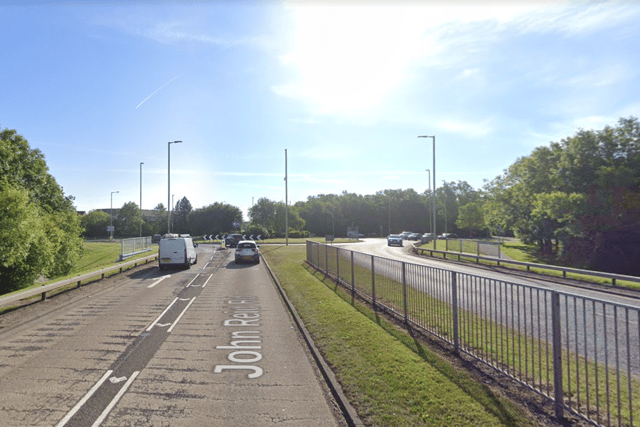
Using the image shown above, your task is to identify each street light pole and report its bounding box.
[425,169,431,233]
[284,149,288,246]
[140,162,144,237]
[110,190,119,240]
[168,140,182,235]
[172,194,175,233]
[418,135,436,248]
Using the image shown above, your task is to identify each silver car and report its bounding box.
[387,234,403,247]
[235,240,260,264]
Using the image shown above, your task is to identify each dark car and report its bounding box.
[151,234,162,244]
[224,233,243,248]
[408,233,421,240]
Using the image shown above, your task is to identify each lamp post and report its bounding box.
[284,149,288,246]
[110,190,119,240]
[425,169,431,233]
[140,162,144,237]
[172,194,175,233]
[418,135,436,248]
[168,140,182,234]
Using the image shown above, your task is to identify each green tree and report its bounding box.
[0,127,83,292]
[115,202,143,237]
[173,197,193,234]
[81,210,111,238]
[456,201,487,237]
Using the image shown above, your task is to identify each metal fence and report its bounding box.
[120,236,152,260]
[307,241,640,427]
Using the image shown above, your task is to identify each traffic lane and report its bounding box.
[341,239,640,308]
[0,247,215,427]
[99,248,341,426]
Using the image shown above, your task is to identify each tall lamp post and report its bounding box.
[172,194,175,233]
[284,149,288,246]
[418,135,436,248]
[139,162,144,237]
[110,190,119,240]
[168,140,182,234]
[425,169,431,233]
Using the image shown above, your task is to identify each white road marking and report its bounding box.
[185,274,199,287]
[147,275,170,288]
[92,371,140,427]
[55,370,113,427]
[202,274,213,288]
[167,297,196,333]
[109,376,127,384]
[146,298,178,332]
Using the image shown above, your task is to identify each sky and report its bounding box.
[2,0,640,221]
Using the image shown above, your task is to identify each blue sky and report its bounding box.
[2,1,639,220]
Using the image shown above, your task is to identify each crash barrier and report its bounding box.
[0,254,158,309]
[414,244,640,288]
[307,241,640,427]
[120,236,153,261]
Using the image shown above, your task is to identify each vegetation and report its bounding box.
[263,244,533,426]
[0,126,83,292]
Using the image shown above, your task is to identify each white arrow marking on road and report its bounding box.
[156,323,171,328]
[109,376,127,384]
[178,298,192,301]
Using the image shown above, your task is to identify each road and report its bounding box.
[0,245,343,427]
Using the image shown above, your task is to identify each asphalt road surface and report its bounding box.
[0,245,343,427]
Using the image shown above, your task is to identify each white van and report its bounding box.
[158,234,197,269]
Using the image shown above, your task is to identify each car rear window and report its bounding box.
[238,243,256,249]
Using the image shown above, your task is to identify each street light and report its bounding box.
[168,140,182,235]
[425,169,431,233]
[110,190,119,240]
[172,194,175,233]
[418,135,436,248]
[140,162,144,237]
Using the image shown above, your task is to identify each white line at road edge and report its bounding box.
[146,297,178,332]
[92,371,140,427]
[167,297,196,333]
[202,274,213,288]
[55,370,113,427]
[147,275,170,288]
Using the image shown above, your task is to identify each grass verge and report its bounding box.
[262,244,535,426]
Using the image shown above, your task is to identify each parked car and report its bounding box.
[408,233,421,240]
[400,231,412,240]
[420,233,435,243]
[438,233,458,239]
[235,240,260,264]
[387,234,403,247]
[151,234,162,244]
[224,233,243,248]
[158,234,197,269]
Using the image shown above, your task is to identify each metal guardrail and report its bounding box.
[414,245,640,287]
[307,241,640,427]
[0,254,158,309]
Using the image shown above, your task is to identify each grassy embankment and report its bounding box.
[262,244,535,427]
[0,241,157,306]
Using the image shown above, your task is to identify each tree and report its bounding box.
[173,197,193,234]
[0,126,83,292]
[188,202,242,236]
[115,202,143,237]
[456,201,487,237]
[81,210,111,238]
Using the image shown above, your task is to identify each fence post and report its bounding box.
[351,251,355,304]
[402,262,408,323]
[451,271,459,353]
[317,242,321,271]
[551,291,564,421]
[325,245,329,275]
[336,247,340,284]
[371,256,376,311]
